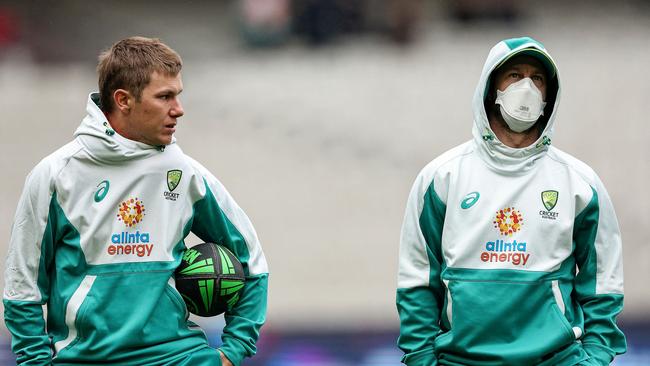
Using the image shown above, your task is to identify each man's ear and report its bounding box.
[113,89,133,114]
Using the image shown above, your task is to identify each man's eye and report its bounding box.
[509,73,521,79]
[532,75,543,81]
[159,95,170,100]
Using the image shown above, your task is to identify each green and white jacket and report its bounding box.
[396,37,626,366]
[3,93,269,366]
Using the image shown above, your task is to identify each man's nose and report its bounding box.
[171,99,184,118]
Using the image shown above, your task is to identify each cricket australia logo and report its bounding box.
[540,190,559,220]
[164,169,182,201]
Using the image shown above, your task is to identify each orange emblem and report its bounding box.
[493,207,523,236]
[117,198,145,227]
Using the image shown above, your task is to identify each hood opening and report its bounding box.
[482,60,559,137]
[536,75,559,134]
[471,36,563,173]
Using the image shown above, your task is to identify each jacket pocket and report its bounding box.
[435,278,576,366]
[165,278,189,319]
[53,275,97,357]
[54,271,202,363]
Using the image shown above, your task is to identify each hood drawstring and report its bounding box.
[535,135,551,148]
[483,129,551,148]
[101,120,165,151]
[103,121,115,136]
[482,129,495,142]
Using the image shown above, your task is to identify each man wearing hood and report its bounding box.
[3,37,268,366]
[396,37,626,365]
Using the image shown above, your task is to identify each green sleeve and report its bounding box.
[4,182,58,365]
[191,179,268,366]
[3,300,52,365]
[397,180,446,366]
[573,187,626,365]
[396,288,440,366]
[218,274,268,366]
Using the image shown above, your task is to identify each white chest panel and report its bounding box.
[440,157,590,272]
[56,154,194,264]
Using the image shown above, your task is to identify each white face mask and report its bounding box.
[495,78,546,133]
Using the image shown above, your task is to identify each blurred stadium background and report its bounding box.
[0,0,649,364]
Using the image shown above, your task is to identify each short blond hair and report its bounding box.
[97,37,182,112]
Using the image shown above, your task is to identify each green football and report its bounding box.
[175,243,245,317]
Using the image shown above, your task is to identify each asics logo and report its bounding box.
[94,180,110,202]
[461,191,480,209]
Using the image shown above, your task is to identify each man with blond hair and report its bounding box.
[4,36,268,366]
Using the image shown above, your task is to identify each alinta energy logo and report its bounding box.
[108,197,154,257]
[480,206,530,266]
